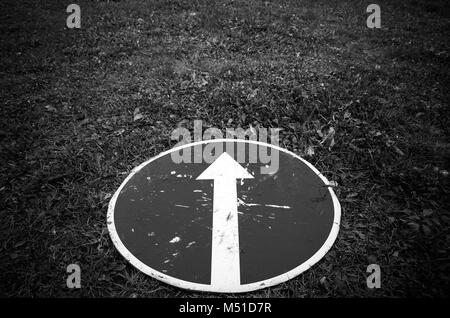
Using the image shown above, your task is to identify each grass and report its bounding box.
[0,0,449,297]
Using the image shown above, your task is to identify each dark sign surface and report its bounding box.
[107,140,340,293]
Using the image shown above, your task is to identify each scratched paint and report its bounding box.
[109,141,339,290]
[186,241,196,248]
[169,236,181,243]
[238,199,291,210]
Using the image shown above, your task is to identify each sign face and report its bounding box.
[107,139,341,293]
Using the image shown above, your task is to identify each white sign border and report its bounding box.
[107,139,341,293]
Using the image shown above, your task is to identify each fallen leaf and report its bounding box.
[133,108,144,121]
[319,127,336,148]
[114,128,125,136]
[329,180,338,187]
[45,105,56,112]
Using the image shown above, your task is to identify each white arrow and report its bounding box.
[196,152,254,288]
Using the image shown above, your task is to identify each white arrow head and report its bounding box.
[196,152,254,180]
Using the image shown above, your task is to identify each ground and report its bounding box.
[0,0,449,297]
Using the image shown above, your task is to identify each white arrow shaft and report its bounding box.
[211,177,240,288]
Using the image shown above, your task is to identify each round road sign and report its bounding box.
[107,139,341,293]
